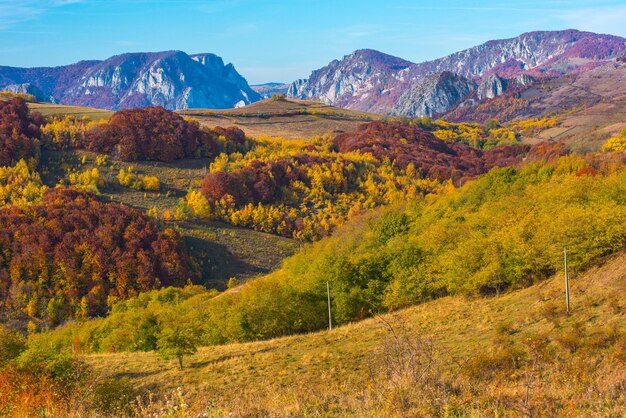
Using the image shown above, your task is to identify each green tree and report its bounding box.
[157,313,202,370]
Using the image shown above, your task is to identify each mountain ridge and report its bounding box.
[288,29,626,116]
[0,51,260,110]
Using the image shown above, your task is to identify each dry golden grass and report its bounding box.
[27,102,113,121]
[526,64,626,151]
[178,98,381,139]
[84,252,626,416]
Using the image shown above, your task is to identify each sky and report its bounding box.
[1,0,626,84]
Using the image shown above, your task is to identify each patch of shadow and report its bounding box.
[184,235,267,290]
[189,347,278,369]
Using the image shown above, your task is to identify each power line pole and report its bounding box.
[327,281,332,331]
[564,247,570,315]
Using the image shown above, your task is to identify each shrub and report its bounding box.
[117,167,160,191]
[602,135,626,152]
[68,167,104,194]
[141,175,160,191]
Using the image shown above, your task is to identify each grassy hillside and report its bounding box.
[28,102,113,121]
[533,94,626,152]
[2,97,624,417]
[81,252,626,416]
[445,62,626,152]
[179,98,381,139]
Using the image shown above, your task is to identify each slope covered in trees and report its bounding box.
[85,106,220,162]
[0,98,43,166]
[8,252,622,416]
[0,188,192,326]
[183,121,564,240]
[32,152,626,350]
[333,121,529,183]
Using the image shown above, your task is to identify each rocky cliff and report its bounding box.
[391,72,476,117]
[288,49,413,113]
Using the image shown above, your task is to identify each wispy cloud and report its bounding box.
[393,5,567,13]
[196,0,247,14]
[0,0,82,30]
[555,5,626,36]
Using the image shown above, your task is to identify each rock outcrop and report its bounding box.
[391,72,476,117]
[477,74,507,100]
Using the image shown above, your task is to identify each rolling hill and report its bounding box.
[78,252,625,416]
[179,97,381,139]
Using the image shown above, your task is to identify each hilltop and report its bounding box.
[179,97,381,139]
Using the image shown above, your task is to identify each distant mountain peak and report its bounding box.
[0,51,260,110]
[288,48,413,113]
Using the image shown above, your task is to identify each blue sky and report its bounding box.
[1,0,625,84]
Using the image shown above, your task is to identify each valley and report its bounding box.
[1,23,626,418]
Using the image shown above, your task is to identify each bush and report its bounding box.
[602,135,626,152]
[68,167,104,194]
[142,175,160,191]
[117,167,160,191]
[90,378,135,415]
[0,325,26,365]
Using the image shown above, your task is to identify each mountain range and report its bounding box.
[0,51,259,110]
[289,29,626,117]
[1,29,625,116]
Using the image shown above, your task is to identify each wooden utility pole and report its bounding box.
[327,281,332,331]
[564,247,571,315]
